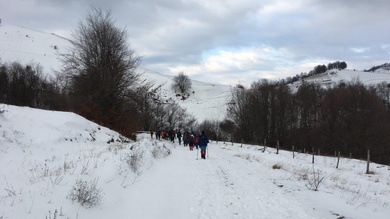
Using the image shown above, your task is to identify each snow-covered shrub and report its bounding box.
[63,158,74,173]
[4,181,17,197]
[151,143,171,159]
[234,153,251,160]
[45,209,58,219]
[80,160,91,175]
[305,166,325,191]
[151,146,162,159]
[67,178,103,207]
[127,148,144,174]
[45,208,64,219]
[108,143,126,154]
[292,167,310,181]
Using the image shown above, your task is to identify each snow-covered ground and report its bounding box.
[1,104,389,219]
[137,67,232,122]
[290,69,390,91]
[0,25,68,74]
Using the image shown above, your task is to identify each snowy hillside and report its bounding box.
[290,69,390,91]
[0,25,232,122]
[1,104,390,219]
[137,67,232,121]
[0,25,69,74]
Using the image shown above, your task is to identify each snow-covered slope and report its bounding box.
[0,25,70,73]
[0,104,172,218]
[1,104,389,219]
[0,25,232,122]
[290,69,390,91]
[137,67,232,121]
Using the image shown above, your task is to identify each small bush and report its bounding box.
[45,208,64,219]
[292,168,309,181]
[45,209,58,219]
[234,153,251,160]
[305,167,325,191]
[272,163,282,169]
[126,149,144,174]
[151,146,160,159]
[67,178,104,207]
[151,144,171,159]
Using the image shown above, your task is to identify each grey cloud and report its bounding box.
[2,0,389,84]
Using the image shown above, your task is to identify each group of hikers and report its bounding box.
[150,129,209,159]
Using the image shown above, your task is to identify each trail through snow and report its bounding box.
[98,141,322,219]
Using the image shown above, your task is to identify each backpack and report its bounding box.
[200,135,207,145]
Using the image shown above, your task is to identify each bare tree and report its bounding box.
[131,81,155,131]
[227,86,251,142]
[61,7,141,134]
[165,102,184,129]
[171,72,192,94]
[219,119,236,142]
[0,63,8,103]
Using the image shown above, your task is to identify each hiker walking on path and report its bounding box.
[177,130,182,145]
[197,131,209,159]
[189,133,195,150]
[183,131,188,147]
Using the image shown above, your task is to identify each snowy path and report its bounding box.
[115,141,322,219]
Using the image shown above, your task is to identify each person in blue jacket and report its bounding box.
[197,131,209,159]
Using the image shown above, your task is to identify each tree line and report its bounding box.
[0,62,64,110]
[285,61,347,84]
[221,79,390,165]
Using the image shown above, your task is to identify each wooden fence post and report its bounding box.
[276,140,279,154]
[292,145,295,159]
[366,149,370,174]
[312,147,315,164]
[263,138,267,152]
[336,151,340,169]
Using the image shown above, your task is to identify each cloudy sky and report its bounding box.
[1,0,390,86]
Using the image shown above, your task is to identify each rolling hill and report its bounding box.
[0,24,232,122]
[290,68,390,92]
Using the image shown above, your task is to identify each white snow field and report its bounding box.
[1,104,389,219]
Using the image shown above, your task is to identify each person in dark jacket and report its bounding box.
[177,130,182,145]
[197,131,209,159]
